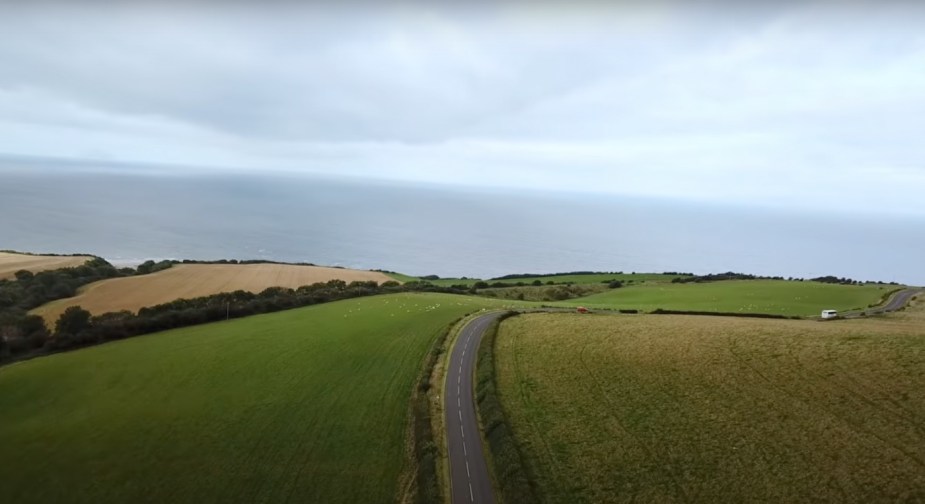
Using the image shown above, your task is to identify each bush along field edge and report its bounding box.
[474,311,541,504]
[399,314,465,504]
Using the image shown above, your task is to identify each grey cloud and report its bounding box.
[0,1,924,215]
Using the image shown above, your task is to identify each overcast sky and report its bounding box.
[2,1,924,215]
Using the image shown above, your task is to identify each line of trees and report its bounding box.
[671,272,787,283]
[0,278,473,363]
[672,272,899,285]
[0,257,167,360]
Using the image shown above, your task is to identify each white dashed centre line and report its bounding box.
[469,482,474,502]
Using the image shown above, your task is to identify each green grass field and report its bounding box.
[383,271,421,283]
[387,272,680,287]
[492,273,681,285]
[0,292,524,504]
[556,280,892,316]
[495,306,925,503]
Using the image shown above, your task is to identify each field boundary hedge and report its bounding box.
[401,316,462,504]
[650,308,800,320]
[475,311,540,504]
[870,288,906,308]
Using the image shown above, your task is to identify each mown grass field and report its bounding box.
[32,263,393,322]
[0,251,92,279]
[0,292,522,504]
[494,302,925,503]
[556,279,892,316]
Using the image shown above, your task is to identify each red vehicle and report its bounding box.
[577,306,590,314]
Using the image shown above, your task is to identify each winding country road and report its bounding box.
[870,288,922,314]
[844,288,923,318]
[445,312,499,504]
[441,290,922,502]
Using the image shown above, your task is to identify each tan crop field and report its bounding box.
[32,263,393,322]
[495,300,925,503]
[0,252,93,279]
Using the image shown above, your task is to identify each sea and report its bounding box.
[2,163,923,285]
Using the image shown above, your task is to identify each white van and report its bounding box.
[821,309,838,319]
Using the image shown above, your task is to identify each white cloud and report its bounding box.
[0,1,923,215]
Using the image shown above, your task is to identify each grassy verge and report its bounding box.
[474,311,540,504]
[400,316,462,504]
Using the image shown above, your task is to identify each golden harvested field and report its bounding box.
[495,300,925,503]
[0,252,93,279]
[32,263,393,322]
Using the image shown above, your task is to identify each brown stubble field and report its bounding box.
[0,251,93,279]
[495,298,925,503]
[31,263,394,322]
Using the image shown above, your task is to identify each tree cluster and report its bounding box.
[0,257,171,359]
[671,272,787,283]
[492,271,622,280]
[809,275,863,285]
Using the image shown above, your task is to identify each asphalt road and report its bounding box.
[445,312,500,504]
[843,288,923,318]
[873,288,922,313]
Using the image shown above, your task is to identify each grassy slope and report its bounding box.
[490,273,680,285]
[384,272,420,283]
[495,308,925,503]
[556,280,890,316]
[386,273,678,287]
[0,292,525,504]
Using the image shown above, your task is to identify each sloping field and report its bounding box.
[0,251,92,279]
[32,263,393,322]
[491,273,681,285]
[386,272,679,287]
[0,292,521,504]
[555,279,891,316]
[494,302,925,503]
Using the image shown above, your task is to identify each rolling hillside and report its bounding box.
[0,251,93,279]
[1,292,520,503]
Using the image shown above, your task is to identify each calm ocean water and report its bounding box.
[2,167,923,285]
